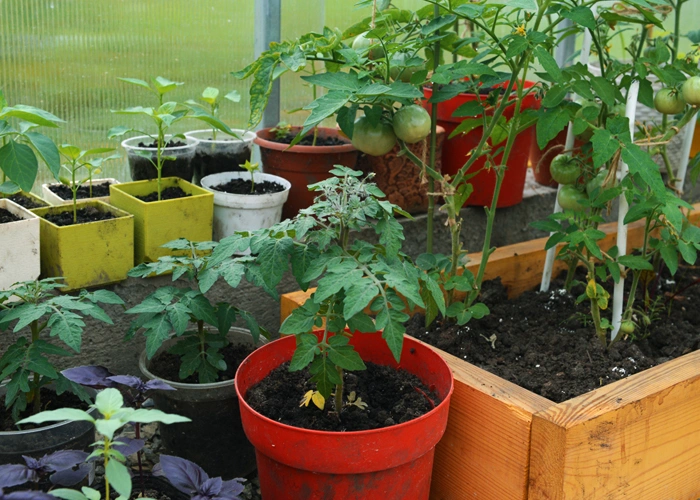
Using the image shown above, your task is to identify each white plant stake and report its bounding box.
[673,116,698,194]
[611,80,640,341]
[540,30,593,292]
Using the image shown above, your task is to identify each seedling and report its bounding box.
[240,160,260,193]
[19,387,190,500]
[0,279,123,420]
[185,87,241,141]
[57,144,119,223]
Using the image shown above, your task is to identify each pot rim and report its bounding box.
[254,127,357,154]
[184,129,256,144]
[31,200,134,228]
[200,171,292,198]
[235,333,454,437]
[121,134,199,151]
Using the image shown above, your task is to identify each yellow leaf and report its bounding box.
[585,279,597,299]
[311,391,326,410]
[299,390,313,407]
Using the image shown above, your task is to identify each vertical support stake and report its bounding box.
[255,0,281,129]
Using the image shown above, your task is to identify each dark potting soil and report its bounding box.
[211,178,286,195]
[246,361,440,432]
[0,389,89,432]
[0,208,21,224]
[192,149,250,185]
[406,266,700,403]
[7,194,46,209]
[136,187,191,203]
[268,131,348,147]
[148,343,255,383]
[43,206,116,226]
[48,182,112,200]
[138,140,187,149]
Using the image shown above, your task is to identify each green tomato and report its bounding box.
[392,105,431,144]
[681,76,700,106]
[352,32,385,60]
[620,320,636,335]
[389,53,417,83]
[586,169,609,197]
[654,88,686,115]
[557,185,588,212]
[352,116,396,156]
[550,154,581,185]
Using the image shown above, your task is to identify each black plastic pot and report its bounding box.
[139,328,262,479]
[0,388,96,465]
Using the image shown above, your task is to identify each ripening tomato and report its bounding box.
[549,154,581,185]
[392,105,431,144]
[681,76,700,106]
[352,116,396,156]
[654,88,686,115]
[558,184,588,212]
[352,32,385,60]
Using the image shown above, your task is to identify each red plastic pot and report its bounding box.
[423,82,541,207]
[255,127,358,219]
[235,332,454,499]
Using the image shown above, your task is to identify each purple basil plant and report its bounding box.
[0,451,89,490]
[0,490,56,500]
[153,455,244,500]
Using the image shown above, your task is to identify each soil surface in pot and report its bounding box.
[136,187,191,203]
[138,140,186,149]
[0,208,21,223]
[43,206,116,226]
[6,194,46,209]
[149,343,254,383]
[0,389,89,432]
[48,182,113,200]
[407,266,700,403]
[268,131,348,147]
[246,361,440,432]
[211,178,286,195]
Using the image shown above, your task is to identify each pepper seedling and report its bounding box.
[185,87,242,141]
[240,160,260,193]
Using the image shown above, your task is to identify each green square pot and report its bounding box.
[31,200,134,292]
[109,177,213,263]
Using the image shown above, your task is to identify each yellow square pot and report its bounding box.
[31,200,134,292]
[109,177,213,263]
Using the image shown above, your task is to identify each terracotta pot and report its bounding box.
[235,331,454,499]
[255,127,358,219]
[423,81,541,208]
[356,126,445,214]
[530,129,568,188]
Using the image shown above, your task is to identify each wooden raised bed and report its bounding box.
[279,203,700,500]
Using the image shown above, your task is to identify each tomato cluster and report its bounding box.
[654,76,700,115]
[352,104,431,156]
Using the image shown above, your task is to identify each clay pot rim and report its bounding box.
[254,127,357,154]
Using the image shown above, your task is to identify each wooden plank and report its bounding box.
[529,350,700,499]
[428,346,552,500]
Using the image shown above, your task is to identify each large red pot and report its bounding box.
[423,82,541,207]
[235,332,454,499]
[255,127,358,219]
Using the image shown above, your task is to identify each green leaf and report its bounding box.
[0,105,63,127]
[25,132,60,179]
[301,72,362,92]
[660,245,679,275]
[106,460,132,499]
[591,128,619,168]
[343,281,379,319]
[247,57,279,129]
[280,301,319,335]
[316,269,361,303]
[562,6,596,30]
[380,310,405,362]
[17,408,94,426]
[128,408,191,424]
[0,140,38,192]
[621,144,665,193]
[94,388,124,416]
[468,302,490,319]
[536,106,569,150]
[327,335,366,371]
[541,84,568,108]
[421,14,457,35]
[535,46,563,83]
[300,91,351,137]
[309,355,342,399]
[289,333,319,371]
[590,77,617,107]
[346,312,376,333]
[506,36,529,59]
[118,77,152,91]
[618,255,653,271]
[452,100,483,118]
[154,76,183,95]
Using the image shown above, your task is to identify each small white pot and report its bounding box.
[41,178,120,206]
[0,199,40,299]
[185,129,256,185]
[200,171,291,241]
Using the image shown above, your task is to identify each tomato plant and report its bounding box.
[549,154,581,185]
[557,185,588,212]
[681,76,700,106]
[392,105,431,144]
[352,116,396,156]
[585,169,608,197]
[352,32,385,60]
[654,88,686,115]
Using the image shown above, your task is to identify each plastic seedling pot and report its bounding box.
[184,129,256,186]
[139,327,265,479]
[235,331,454,500]
[254,127,358,219]
[41,178,120,206]
[0,199,40,298]
[200,171,291,241]
[122,135,198,182]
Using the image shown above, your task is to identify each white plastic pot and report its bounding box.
[0,199,40,298]
[41,178,120,206]
[200,171,291,241]
[184,129,256,185]
[121,135,198,182]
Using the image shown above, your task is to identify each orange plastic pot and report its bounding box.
[235,332,454,499]
[255,127,358,219]
[423,82,540,207]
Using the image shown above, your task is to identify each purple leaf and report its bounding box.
[158,455,208,495]
[49,463,90,487]
[61,366,116,388]
[144,379,176,391]
[0,465,34,489]
[21,456,41,471]
[106,374,144,390]
[217,479,245,500]
[0,490,57,500]
[42,450,88,472]
[112,437,145,456]
[199,477,222,497]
